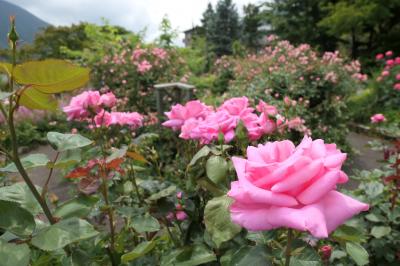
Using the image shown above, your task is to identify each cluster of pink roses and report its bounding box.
[376,50,400,91]
[228,136,369,238]
[162,97,307,144]
[63,90,143,129]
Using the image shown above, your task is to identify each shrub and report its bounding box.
[217,37,366,149]
[92,43,188,113]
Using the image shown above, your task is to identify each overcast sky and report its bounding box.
[8,0,261,45]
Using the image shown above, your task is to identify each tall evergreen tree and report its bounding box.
[242,4,263,51]
[211,0,240,56]
[201,3,216,70]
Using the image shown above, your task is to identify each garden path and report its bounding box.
[10,131,385,203]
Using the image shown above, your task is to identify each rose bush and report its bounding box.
[216,36,366,149]
[228,136,369,238]
[92,43,188,113]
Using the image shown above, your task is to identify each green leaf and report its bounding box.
[31,217,98,251]
[206,155,228,185]
[0,239,30,266]
[0,200,35,237]
[364,213,382,223]
[146,186,176,202]
[121,240,156,263]
[0,91,12,100]
[345,242,369,266]
[106,146,128,162]
[332,224,365,243]
[54,195,99,219]
[47,132,92,152]
[161,244,216,266]
[52,149,81,169]
[0,153,50,173]
[0,62,12,75]
[189,146,211,166]
[13,59,90,93]
[370,226,391,238]
[0,183,42,215]
[363,182,384,199]
[131,213,160,233]
[227,245,271,266]
[204,195,241,248]
[19,88,58,111]
[290,246,321,266]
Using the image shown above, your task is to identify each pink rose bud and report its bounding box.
[320,245,332,261]
[176,191,183,199]
[376,53,384,60]
[175,211,188,221]
[385,50,393,57]
[176,203,183,210]
[394,83,400,91]
[396,74,400,80]
[382,70,390,77]
[370,113,386,123]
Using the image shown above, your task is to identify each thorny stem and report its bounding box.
[285,228,293,266]
[41,152,60,199]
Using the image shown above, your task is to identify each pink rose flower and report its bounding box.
[370,113,386,123]
[228,136,369,238]
[176,211,188,221]
[394,83,400,91]
[63,91,102,120]
[381,70,390,77]
[137,60,152,74]
[94,110,112,127]
[375,53,384,60]
[100,92,117,108]
[385,50,393,57]
[257,100,278,116]
[396,74,400,80]
[163,100,212,131]
[110,112,143,129]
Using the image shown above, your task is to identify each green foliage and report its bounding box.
[0,239,30,266]
[204,195,241,247]
[31,218,98,251]
[0,200,35,237]
[263,0,400,61]
[47,132,92,152]
[205,155,228,185]
[201,0,240,56]
[121,240,156,263]
[0,183,43,215]
[0,153,49,173]
[157,15,178,48]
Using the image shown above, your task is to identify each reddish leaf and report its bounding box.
[65,167,89,179]
[106,158,124,170]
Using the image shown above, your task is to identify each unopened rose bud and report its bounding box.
[320,245,332,261]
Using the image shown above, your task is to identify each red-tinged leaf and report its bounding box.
[106,158,124,170]
[65,167,89,179]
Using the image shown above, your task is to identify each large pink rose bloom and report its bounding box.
[162,100,212,131]
[228,136,369,238]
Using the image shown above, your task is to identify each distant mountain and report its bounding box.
[0,0,50,48]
